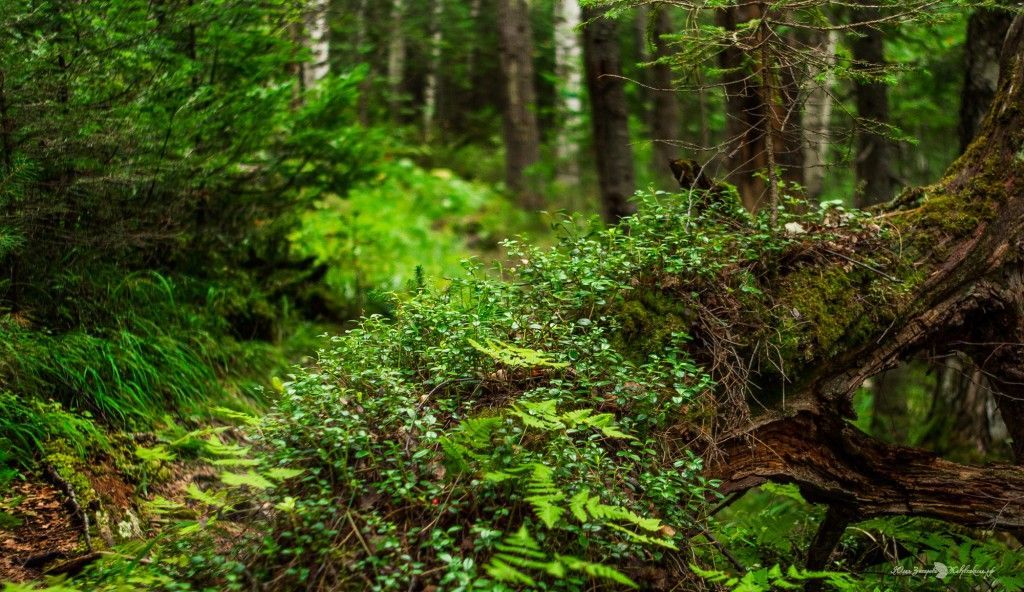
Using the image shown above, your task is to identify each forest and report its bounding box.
[1,0,1023,590]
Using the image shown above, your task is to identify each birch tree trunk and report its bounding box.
[387,0,406,121]
[497,0,542,209]
[801,30,837,200]
[423,0,445,141]
[302,0,330,89]
[554,0,583,187]
[583,5,636,223]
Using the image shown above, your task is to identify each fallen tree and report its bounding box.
[707,15,1024,546]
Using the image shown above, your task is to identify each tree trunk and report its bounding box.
[302,0,330,90]
[801,30,837,201]
[354,0,371,125]
[554,0,584,187]
[917,8,1016,464]
[497,0,542,210]
[700,15,1024,539]
[718,5,767,211]
[851,10,896,206]
[960,9,1012,152]
[387,0,406,121]
[649,6,681,190]
[583,5,636,223]
[423,0,445,141]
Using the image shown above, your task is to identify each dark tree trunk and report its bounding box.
[583,6,636,223]
[960,9,1013,152]
[649,6,681,189]
[851,11,896,207]
[718,5,767,211]
[496,0,542,210]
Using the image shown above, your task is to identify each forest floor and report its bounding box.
[1,480,84,582]
[0,460,214,582]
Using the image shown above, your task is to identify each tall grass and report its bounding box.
[0,271,300,468]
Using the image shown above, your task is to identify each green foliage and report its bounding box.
[291,158,525,312]
[693,563,859,592]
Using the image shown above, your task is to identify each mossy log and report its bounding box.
[704,16,1024,542]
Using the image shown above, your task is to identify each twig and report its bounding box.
[44,463,92,552]
[821,247,901,283]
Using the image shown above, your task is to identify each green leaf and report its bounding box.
[264,467,304,482]
[219,470,274,490]
[569,489,590,523]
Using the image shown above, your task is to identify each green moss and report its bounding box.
[44,442,98,508]
[613,286,696,358]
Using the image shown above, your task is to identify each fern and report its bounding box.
[469,338,569,369]
[557,555,638,589]
[219,470,275,490]
[485,527,639,589]
[521,463,567,528]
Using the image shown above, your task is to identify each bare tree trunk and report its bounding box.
[301,0,330,89]
[497,0,542,209]
[960,9,1012,152]
[423,0,445,141]
[554,0,584,187]
[387,0,406,121]
[852,11,896,206]
[583,5,636,223]
[354,0,371,125]
[718,5,767,211]
[801,30,837,200]
[649,6,681,189]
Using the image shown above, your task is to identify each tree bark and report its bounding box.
[960,9,1013,152]
[583,6,636,223]
[696,14,1024,540]
[851,11,896,206]
[302,0,330,90]
[718,5,767,211]
[649,6,681,190]
[554,0,584,187]
[497,0,543,210]
[422,0,445,141]
[801,30,837,201]
[387,0,406,121]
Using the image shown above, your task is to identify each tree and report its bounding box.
[302,0,331,89]
[422,0,446,140]
[851,5,898,206]
[711,16,1024,565]
[583,6,636,222]
[801,30,837,200]
[649,6,682,189]
[497,0,543,209]
[554,0,585,187]
[387,0,406,120]
[960,8,1013,151]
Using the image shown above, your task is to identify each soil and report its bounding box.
[0,479,83,582]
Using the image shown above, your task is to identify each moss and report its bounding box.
[43,442,98,508]
[766,261,908,377]
[613,286,696,359]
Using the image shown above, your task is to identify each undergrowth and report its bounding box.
[27,190,905,591]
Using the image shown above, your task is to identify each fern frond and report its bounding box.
[557,554,639,589]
